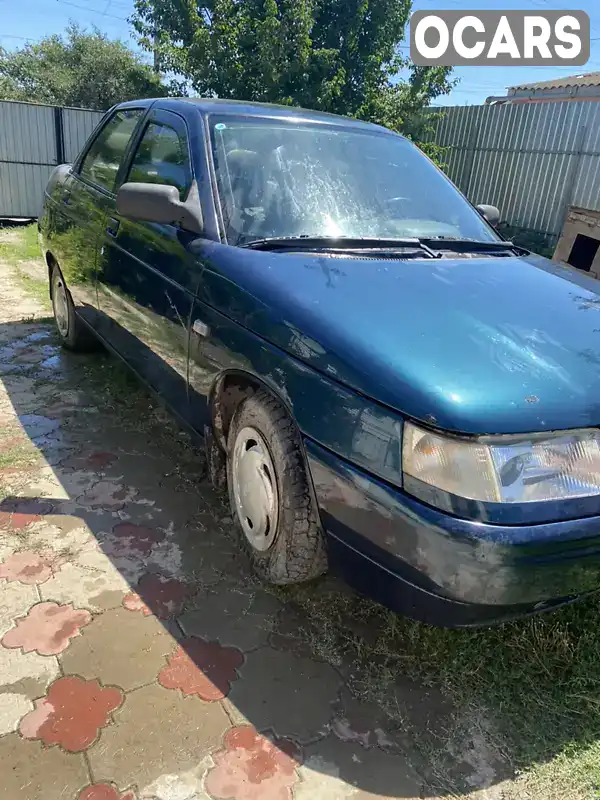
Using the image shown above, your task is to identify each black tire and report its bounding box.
[50,265,98,352]
[227,390,327,585]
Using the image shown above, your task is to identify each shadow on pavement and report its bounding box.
[0,315,519,798]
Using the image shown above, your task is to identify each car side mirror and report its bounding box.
[476,204,500,228]
[116,182,203,235]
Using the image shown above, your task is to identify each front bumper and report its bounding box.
[305,439,600,627]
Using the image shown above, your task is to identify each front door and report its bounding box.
[95,108,202,423]
[48,107,145,329]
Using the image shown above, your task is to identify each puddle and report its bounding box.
[40,355,62,370]
[24,330,51,343]
[18,414,61,440]
[0,332,52,362]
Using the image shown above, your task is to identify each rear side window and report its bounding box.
[126,121,191,201]
[80,109,143,192]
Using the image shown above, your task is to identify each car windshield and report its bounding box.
[209,115,501,246]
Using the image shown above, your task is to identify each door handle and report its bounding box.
[192,319,210,337]
[106,218,120,237]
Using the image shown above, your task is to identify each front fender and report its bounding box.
[188,296,405,487]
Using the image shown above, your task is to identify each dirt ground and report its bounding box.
[0,237,569,800]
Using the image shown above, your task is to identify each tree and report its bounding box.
[132,0,453,141]
[0,24,168,111]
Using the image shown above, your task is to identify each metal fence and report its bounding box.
[0,100,103,218]
[3,96,600,240]
[428,100,600,248]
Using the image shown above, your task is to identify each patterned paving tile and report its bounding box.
[296,735,425,800]
[0,551,61,584]
[158,636,244,700]
[79,784,136,800]
[40,561,126,613]
[89,682,231,792]
[0,581,38,637]
[122,572,187,619]
[0,732,89,800]
[178,586,281,652]
[109,522,166,554]
[0,498,53,531]
[19,675,123,752]
[205,725,302,800]
[226,647,342,743]
[25,516,93,555]
[0,644,60,731]
[60,606,174,692]
[78,481,138,510]
[2,601,91,655]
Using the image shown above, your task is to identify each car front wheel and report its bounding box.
[227,390,327,585]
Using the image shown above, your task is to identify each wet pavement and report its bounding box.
[0,255,502,799]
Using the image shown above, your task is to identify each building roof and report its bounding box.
[509,71,600,91]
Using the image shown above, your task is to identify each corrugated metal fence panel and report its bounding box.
[0,163,54,218]
[429,101,600,240]
[0,100,105,217]
[0,101,57,217]
[62,108,104,162]
[0,100,56,164]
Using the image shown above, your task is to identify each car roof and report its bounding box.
[117,97,391,133]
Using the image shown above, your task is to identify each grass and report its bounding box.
[0,222,40,263]
[2,226,600,797]
[0,223,51,311]
[281,547,600,797]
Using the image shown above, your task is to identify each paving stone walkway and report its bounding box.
[0,254,472,799]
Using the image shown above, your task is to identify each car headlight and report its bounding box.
[402,422,600,503]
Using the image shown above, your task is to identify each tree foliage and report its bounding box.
[132,0,453,140]
[0,24,167,110]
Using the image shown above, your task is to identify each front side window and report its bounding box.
[210,117,500,246]
[126,121,191,201]
[80,109,143,192]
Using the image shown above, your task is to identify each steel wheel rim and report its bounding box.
[52,275,69,338]
[231,426,279,551]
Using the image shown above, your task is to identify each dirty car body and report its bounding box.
[39,98,600,627]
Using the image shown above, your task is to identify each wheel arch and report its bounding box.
[45,250,58,297]
[211,368,328,580]
[208,368,298,452]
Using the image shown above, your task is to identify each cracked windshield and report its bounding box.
[211,119,499,244]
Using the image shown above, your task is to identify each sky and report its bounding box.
[1,0,600,106]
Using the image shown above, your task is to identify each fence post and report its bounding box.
[53,106,65,165]
[461,112,480,201]
[558,123,587,237]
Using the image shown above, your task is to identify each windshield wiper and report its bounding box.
[419,237,522,254]
[240,236,441,259]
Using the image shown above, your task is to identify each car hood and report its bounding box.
[196,243,600,435]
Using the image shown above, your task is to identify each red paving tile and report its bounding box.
[205,726,302,800]
[158,636,244,701]
[0,499,53,531]
[85,452,117,469]
[0,551,57,584]
[19,676,123,751]
[1,601,91,655]
[79,784,136,800]
[122,573,187,619]
[110,522,165,554]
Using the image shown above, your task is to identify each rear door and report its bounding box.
[51,107,145,329]
[95,107,203,423]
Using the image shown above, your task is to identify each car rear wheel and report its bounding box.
[50,265,98,352]
[227,390,327,585]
